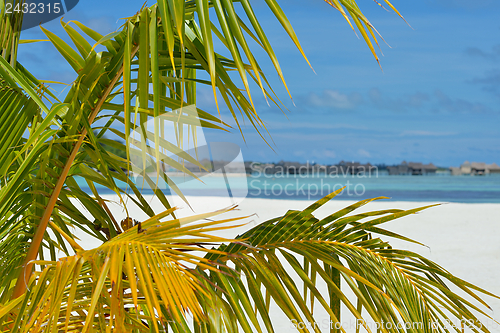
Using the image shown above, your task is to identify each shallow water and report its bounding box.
[74,173,500,203]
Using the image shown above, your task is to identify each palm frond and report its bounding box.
[200,190,498,333]
[0,207,249,332]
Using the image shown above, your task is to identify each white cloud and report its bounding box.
[266,121,367,130]
[308,89,362,109]
[368,88,430,112]
[321,149,336,158]
[86,17,114,34]
[357,149,371,158]
[400,130,457,137]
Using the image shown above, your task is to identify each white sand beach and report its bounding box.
[72,195,500,332]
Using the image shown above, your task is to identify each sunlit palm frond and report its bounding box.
[0,207,249,333]
[199,190,499,333]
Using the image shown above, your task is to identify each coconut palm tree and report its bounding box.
[0,0,497,332]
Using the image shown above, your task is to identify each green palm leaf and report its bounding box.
[200,192,498,333]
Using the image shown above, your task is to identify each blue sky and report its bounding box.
[17,0,500,167]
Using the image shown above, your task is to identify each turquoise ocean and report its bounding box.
[78,174,500,203]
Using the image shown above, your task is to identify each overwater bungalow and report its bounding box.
[387,161,437,175]
[450,161,500,175]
